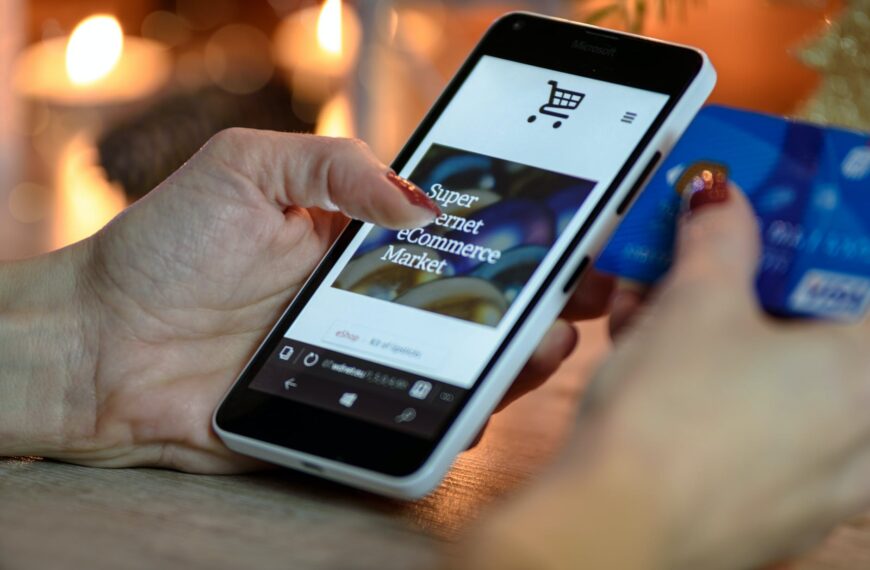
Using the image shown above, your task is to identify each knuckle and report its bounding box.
[203,127,258,160]
[304,151,333,205]
[209,127,251,148]
[322,135,357,149]
[308,139,362,208]
[328,136,373,159]
[309,136,363,164]
[346,137,370,152]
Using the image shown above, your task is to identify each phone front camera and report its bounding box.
[512,20,525,31]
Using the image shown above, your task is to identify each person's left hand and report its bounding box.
[16,129,612,473]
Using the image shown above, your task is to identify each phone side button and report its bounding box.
[616,151,662,215]
[562,256,591,294]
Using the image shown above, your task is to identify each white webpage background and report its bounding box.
[286,56,668,389]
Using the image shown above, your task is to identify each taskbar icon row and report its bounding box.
[250,339,465,438]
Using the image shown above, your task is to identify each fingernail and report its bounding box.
[386,170,440,218]
[320,197,340,212]
[680,164,730,214]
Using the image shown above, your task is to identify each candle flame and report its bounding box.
[66,15,124,85]
[55,135,127,248]
[316,93,354,138]
[316,0,343,55]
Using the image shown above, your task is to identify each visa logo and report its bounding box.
[789,270,870,320]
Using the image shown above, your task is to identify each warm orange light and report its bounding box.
[54,134,126,248]
[395,9,443,58]
[317,0,343,55]
[388,9,399,43]
[273,0,361,88]
[65,15,124,85]
[316,93,354,138]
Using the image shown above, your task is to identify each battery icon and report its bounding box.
[278,346,294,361]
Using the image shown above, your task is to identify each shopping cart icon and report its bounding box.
[527,80,584,129]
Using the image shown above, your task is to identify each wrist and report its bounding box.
[0,242,98,456]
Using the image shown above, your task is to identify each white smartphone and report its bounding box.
[214,12,716,499]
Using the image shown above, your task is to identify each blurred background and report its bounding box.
[1,0,864,261]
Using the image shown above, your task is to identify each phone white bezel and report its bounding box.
[213,15,717,499]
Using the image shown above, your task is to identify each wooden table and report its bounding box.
[2,320,869,569]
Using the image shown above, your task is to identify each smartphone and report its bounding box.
[214,12,716,498]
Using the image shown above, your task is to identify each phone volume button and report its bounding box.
[563,256,591,294]
[616,151,662,216]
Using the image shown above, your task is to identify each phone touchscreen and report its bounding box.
[248,55,669,438]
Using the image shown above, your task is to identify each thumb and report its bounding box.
[201,128,441,229]
[670,171,761,294]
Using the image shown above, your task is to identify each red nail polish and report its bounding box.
[386,171,440,217]
[679,162,730,213]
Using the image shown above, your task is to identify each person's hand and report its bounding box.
[463,184,870,570]
[0,129,612,473]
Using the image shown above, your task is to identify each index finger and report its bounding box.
[200,128,440,229]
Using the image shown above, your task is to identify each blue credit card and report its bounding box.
[597,105,870,320]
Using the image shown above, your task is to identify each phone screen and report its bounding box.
[248,55,668,438]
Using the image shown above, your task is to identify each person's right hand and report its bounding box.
[464,184,870,570]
